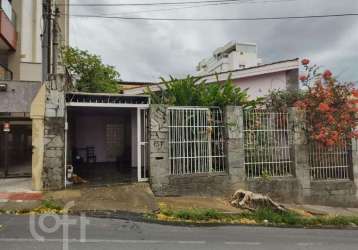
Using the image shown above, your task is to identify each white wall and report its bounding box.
[73,114,131,163]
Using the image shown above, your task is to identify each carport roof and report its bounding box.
[65,92,150,108]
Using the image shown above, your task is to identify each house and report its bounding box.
[0,0,69,179]
[32,41,299,190]
[124,41,299,98]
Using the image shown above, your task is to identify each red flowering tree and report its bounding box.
[295,59,358,146]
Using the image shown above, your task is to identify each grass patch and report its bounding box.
[40,199,63,210]
[153,207,358,227]
[161,208,223,221]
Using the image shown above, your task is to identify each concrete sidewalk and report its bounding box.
[1,179,358,219]
[157,196,358,217]
[285,204,358,217]
[0,178,43,211]
[45,183,159,214]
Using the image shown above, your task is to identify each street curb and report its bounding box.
[68,210,358,230]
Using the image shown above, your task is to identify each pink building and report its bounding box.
[124,58,300,99]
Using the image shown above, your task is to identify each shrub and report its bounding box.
[295,59,358,146]
[147,75,261,108]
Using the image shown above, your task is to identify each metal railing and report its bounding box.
[309,140,352,180]
[244,109,293,178]
[168,107,226,175]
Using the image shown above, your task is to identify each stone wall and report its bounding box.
[42,117,65,190]
[41,73,66,190]
[149,105,358,207]
[149,105,170,196]
[149,105,232,196]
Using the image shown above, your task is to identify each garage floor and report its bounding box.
[72,163,137,187]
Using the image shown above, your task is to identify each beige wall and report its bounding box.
[30,85,46,191]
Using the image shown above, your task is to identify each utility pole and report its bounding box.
[52,7,60,77]
[42,0,52,81]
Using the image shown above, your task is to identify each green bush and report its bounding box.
[147,75,261,108]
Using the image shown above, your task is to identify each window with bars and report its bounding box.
[168,107,226,175]
[243,109,293,178]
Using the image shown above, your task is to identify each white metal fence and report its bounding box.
[243,109,293,178]
[309,141,352,180]
[168,107,226,175]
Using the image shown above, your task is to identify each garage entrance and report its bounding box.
[65,92,149,187]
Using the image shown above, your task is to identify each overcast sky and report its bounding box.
[69,0,358,83]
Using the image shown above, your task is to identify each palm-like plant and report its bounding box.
[147,74,260,108]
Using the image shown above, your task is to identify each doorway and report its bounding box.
[0,121,32,178]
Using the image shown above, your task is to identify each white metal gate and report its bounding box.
[244,109,293,178]
[168,107,225,175]
[138,108,149,181]
[309,141,352,180]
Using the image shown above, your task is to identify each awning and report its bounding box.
[65,92,150,108]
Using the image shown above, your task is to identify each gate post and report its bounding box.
[352,131,358,200]
[289,107,311,202]
[224,106,246,190]
[149,104,170,195]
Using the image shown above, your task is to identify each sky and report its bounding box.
[69,0,358,83]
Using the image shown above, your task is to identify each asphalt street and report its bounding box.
[0,214,358,250]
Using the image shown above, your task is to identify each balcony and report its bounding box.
[0,0,16,51]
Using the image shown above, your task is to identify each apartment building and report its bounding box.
[0,0,68,178]
[196,41,263,76]
[0,0,68,82]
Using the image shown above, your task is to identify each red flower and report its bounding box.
[294,100,307,109]
[322,70,332,80]
[352,89,358,98]
[352,130,358,138]
[301,58,310,65]
[299,75,308,82]
[318,103,330,112]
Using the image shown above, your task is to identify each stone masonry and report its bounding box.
[42,116,65,190]
[42,70,66,190]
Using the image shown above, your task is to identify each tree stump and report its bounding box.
[230,189,287,212]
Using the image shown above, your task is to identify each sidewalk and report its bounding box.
[45,183,159,214]
[285,204,358,217]
[157,196,358,217]
[0,178,43,211]
[1,179,358,219]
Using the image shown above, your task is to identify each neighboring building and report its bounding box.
[0,0,69,179]
[125,41,299,98]
[196,41,262,76]
[200,58,299,99]
[119,81,157,92]
[0,0,69,82]
[125,59,299,99]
